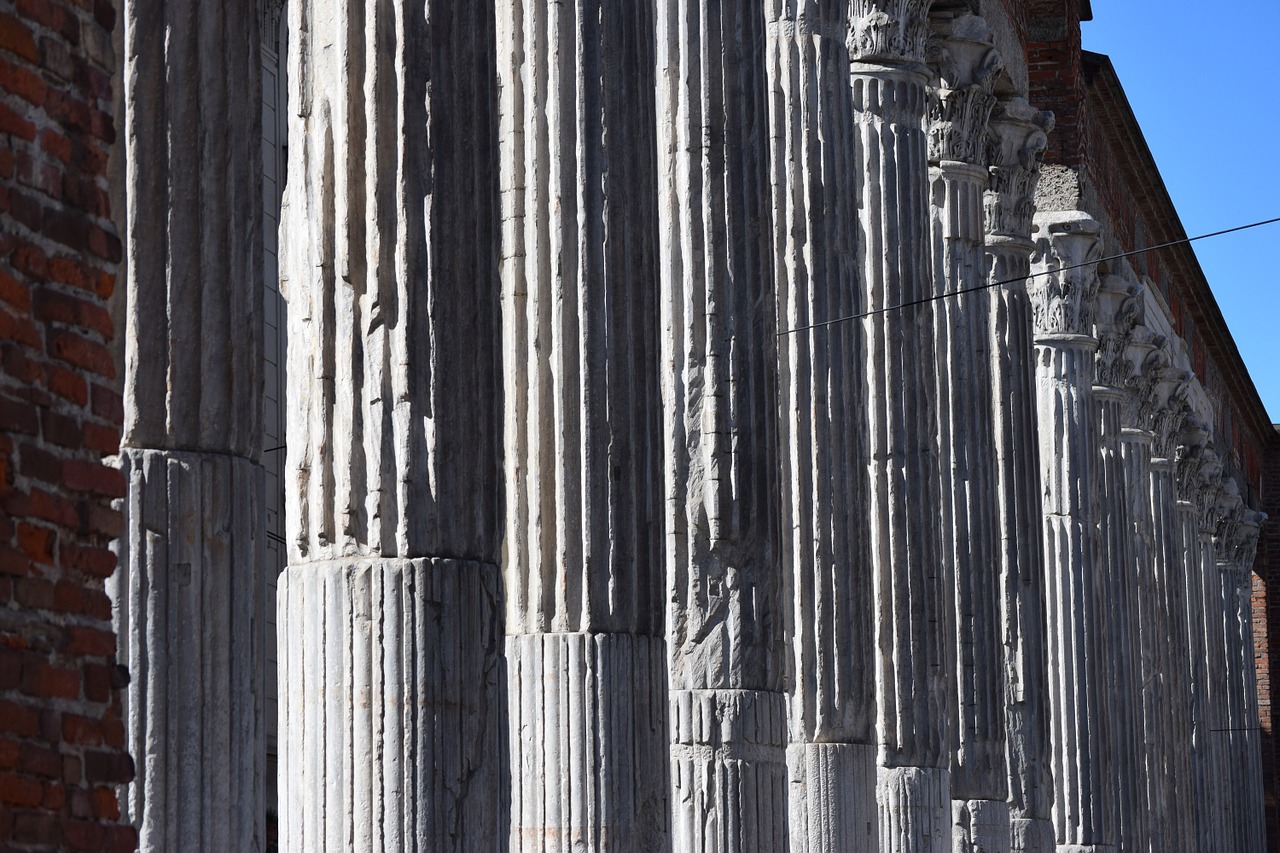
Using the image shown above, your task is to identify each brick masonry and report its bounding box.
[0,0,135,850]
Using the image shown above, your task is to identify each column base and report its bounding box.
[788,742,877,852]
[671,688,789,853]
[877,765,950,853]
[1055,847,1116,853]
[277,557,503,851]
[113,448,264,853]
[953,798,1011,853]
[507,632,668,852]
[1010,817,1056,853]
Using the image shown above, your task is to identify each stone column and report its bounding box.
[1091,279,1143,853]
[1117,323,1170,853]
[112,2,265,850]
[765,3,877,850]
[1199,476,1232,853]
[1148,374,1196,853]
[1028,211,1115,853]
[1174,424,1217,853]
[847,4,951,850]
[1214,496,1266,853]
[657,3,788,850]
[499,2,668,850]
[277,2,505,848]
[985,98,1055,853]
[1210,486,1245,852]
[925,14,1009,851]
[1226,510,1267,853]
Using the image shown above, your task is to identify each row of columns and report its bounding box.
[111,1,1268,852]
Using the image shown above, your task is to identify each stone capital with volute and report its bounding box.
[1029,212,1103,340]
[848,0,931,65]
[926,14,1002,165]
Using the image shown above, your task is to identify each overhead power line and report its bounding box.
[777,215,1280,338]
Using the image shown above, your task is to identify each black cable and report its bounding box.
[777,215,1280,338]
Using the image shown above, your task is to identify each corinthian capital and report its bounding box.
[1214,481,1245,561]
[1094,276,1144,389]
[1150,370,1192,460]
[926,14,1002,165]
[1231,510,1267,570]
[1028,211,1102,339]
[848,0,931,65]
[984,98,1053,241]
[1175,415,1211,503]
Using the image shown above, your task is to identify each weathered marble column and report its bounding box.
[1214,497,1266,853]
[277,2,505,848]
[1118,368,1159,853]
[1148,374,1196,853]
[499,2,669,849]
[1090,279,1143,853]
[1174,425,1217,853]
[925,14,1009,851]
[1028,211,1115,853]
[985,98,1056,853]
[1200,476,1233,853]
[847,4,951,850]
[765,3,877,850]
[658,3,788,850]
[112,2,265,849]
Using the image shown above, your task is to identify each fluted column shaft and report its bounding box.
[848,4,950,850]
[113,2,264,850]
[1028,212,1114,853]
[1201,514,1230,853]
[1213,508,1265,853]
[499,2,668,849]
[985,100,1055,853]
[1091,279,1146,853]
[765,4,877,850]
[658,2,789,850]
[277,2,505,849]
[1090,396,1134,853]
[1172,431,1217,853]
[926,15,1007,850]
[1150,444,1195,852]
[1176,492,1212,853]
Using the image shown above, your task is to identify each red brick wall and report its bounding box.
[1027,0,1088,168]
[0,1,135,850]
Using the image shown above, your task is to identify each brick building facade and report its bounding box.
[0,0,135,850]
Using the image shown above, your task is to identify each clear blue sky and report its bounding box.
[1082,2,1280,423]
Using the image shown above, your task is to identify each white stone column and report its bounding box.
[847,4,951,850]
[1214,497,1266,853]
[1028,211,1115,853]
[277,2,505,848]
[764,4,878,850]
[1090,279,1143,853]
[499,2,669,850]
[985,98,1056,853]
[112,2,265,850]
[1200,477,1233,853]
[1148,374,1196,853]
[1174,424,1217,853]
[925,14,1009,851]
[657,3,789,850]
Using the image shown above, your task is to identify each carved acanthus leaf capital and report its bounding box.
[849,0,931,65]
[1150,370,1191,459]
[1094,278,1144,389]
[926,15,1001,164]
[1214,480,1245,562]
[1175,415,1211,504]
[1196,455,1225,533]
[1232,510,1267,570]
[984,98,1053,241]
[1028,212,1102,339]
